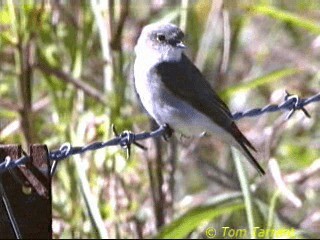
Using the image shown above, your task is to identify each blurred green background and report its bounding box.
[0,0,319,238]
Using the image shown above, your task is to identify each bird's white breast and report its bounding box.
[134,55,160,121]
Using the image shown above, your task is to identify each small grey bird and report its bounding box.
[134,22,265,175]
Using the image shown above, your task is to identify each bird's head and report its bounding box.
[135,23,186,62]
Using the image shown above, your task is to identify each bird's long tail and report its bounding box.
[231,126,265,176]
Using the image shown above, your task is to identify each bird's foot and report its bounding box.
[161,124,174,141]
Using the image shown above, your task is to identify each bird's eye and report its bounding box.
[157,34,166,42]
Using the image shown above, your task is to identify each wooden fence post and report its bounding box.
[0,144,52,239]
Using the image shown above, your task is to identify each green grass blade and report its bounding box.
[266,190,280,235]
[232,148,255,239]
[249,5,320,35]
[156,192,244,239]
[221,68,299,98]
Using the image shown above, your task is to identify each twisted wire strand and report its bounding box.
[0,91,319,175]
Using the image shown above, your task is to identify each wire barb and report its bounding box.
[232,90,317,120]
[284,91,311,120]
[113,124,147,159]
[120,131,134,159]
[50,143,72,175]
[4,156,11,168]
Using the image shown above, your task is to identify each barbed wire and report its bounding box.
[232,91,319,120]
[0,91,319,175]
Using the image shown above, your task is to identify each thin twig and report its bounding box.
[110,0,130,51]
[35,63,106,104]
[269,158,302,208]
[0,96,50,139]
[284,158,320,184]
[0,98,21,112]
[90,0,114,93]
[220,9,231,74]
[150,120,165,229]
[194,0,223,71]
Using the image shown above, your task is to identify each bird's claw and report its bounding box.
[162,124,174,141]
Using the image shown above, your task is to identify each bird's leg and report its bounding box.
[161,124,174,141]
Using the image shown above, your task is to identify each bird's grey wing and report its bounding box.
[154,54,236,136]
[154,54,265,175]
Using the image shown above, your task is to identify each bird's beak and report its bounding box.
[176,41,186,49]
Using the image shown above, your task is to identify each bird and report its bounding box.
[133,22,265,175]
